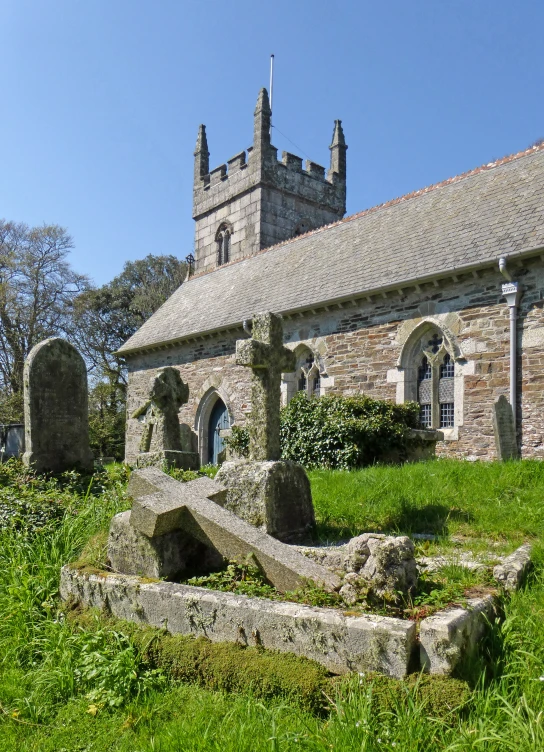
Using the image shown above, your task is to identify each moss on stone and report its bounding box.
[67,609,471,720]
[334,671,471,722]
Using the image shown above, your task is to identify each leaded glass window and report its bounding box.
[438,354,454,428]
[416,342,455,430]
[440,402,454,428]
[418,356,432,427]
[420,403,432,428]
[440,354,454,378]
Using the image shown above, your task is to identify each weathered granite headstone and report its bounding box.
[131,367,199,470]
[216,312,315,542]
[492,395,519,460]
[108,466,339,592]
[23,338,93,473]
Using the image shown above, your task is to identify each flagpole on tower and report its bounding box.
[269,54,274,132]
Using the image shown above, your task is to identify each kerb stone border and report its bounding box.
[60,566,415,679]
[419,594,497,676]
[493,543,532,591]
[60,543,532,679]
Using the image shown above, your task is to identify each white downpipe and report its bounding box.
[499,257,522,428]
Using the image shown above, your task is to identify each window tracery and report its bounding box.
[282,346,326,405]
[415,333,455,429]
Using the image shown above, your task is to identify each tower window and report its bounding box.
[216,224,231,266]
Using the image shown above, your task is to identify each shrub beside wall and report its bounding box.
[225,393,421,469]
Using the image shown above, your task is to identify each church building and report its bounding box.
[118,88,544,464]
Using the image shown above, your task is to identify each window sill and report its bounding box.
[440,427,459,441]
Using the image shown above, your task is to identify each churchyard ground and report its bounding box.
[1,458,543,751]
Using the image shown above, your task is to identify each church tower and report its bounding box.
[192,88,347,274]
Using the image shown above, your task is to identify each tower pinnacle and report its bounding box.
[194,124,209,184]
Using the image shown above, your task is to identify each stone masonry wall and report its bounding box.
[125,259,544,464]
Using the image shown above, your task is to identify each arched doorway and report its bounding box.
[208,398,229,464]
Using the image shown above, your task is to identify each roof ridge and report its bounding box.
[186,141,544,284]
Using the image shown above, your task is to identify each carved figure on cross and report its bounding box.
[132,367,189,454]
[236,312,296,461]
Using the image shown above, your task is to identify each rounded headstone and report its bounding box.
[23,338,93,473]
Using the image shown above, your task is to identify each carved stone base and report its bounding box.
[215,459,315,543]
[108,510,222,580]
[134,450,200,471]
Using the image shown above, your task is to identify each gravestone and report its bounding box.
[108,466,339,592]
[216,312,315,542]
[23,338,93,473]
[131,367,199,470]
[492,395,519,460]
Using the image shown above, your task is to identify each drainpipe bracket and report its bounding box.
[502,281,522,308]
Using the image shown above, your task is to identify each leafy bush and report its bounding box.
[0,459,130,534]
[224,394,421,469]
[73,626,166,708]
[280,393,421,469]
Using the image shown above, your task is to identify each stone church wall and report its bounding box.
[125,258,544,464]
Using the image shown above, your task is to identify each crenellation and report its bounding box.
[282,151,303,171]
[305,160,326,179]
[208,164,227,187]
[227,151,247,173]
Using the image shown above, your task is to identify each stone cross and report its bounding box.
[236,312,295,461]
[120,467,340,592]
[132,367,189,454]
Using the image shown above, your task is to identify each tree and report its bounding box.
[0,220,89,419]
[71,254,187,391]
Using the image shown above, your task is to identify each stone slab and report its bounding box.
[419,595,497,675]
[127,468,341,593]
[23,338,93,473]
[493,543,532,591]
[59,565,416,678]
[492,395,518,461]
[215,459,315,542]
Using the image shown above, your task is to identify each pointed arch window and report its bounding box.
[416,340,456,429]
[216,224,231,266]
[282,346,326,405]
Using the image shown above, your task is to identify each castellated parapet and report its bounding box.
[193,88,347,273]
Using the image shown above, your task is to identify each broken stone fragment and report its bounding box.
[345,534,418,602]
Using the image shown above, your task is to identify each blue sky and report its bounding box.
[1,1,543,285]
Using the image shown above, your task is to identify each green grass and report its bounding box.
[1,458,544,750]
[310,458,544,546]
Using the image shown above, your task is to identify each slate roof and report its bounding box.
[119,145,544,355]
